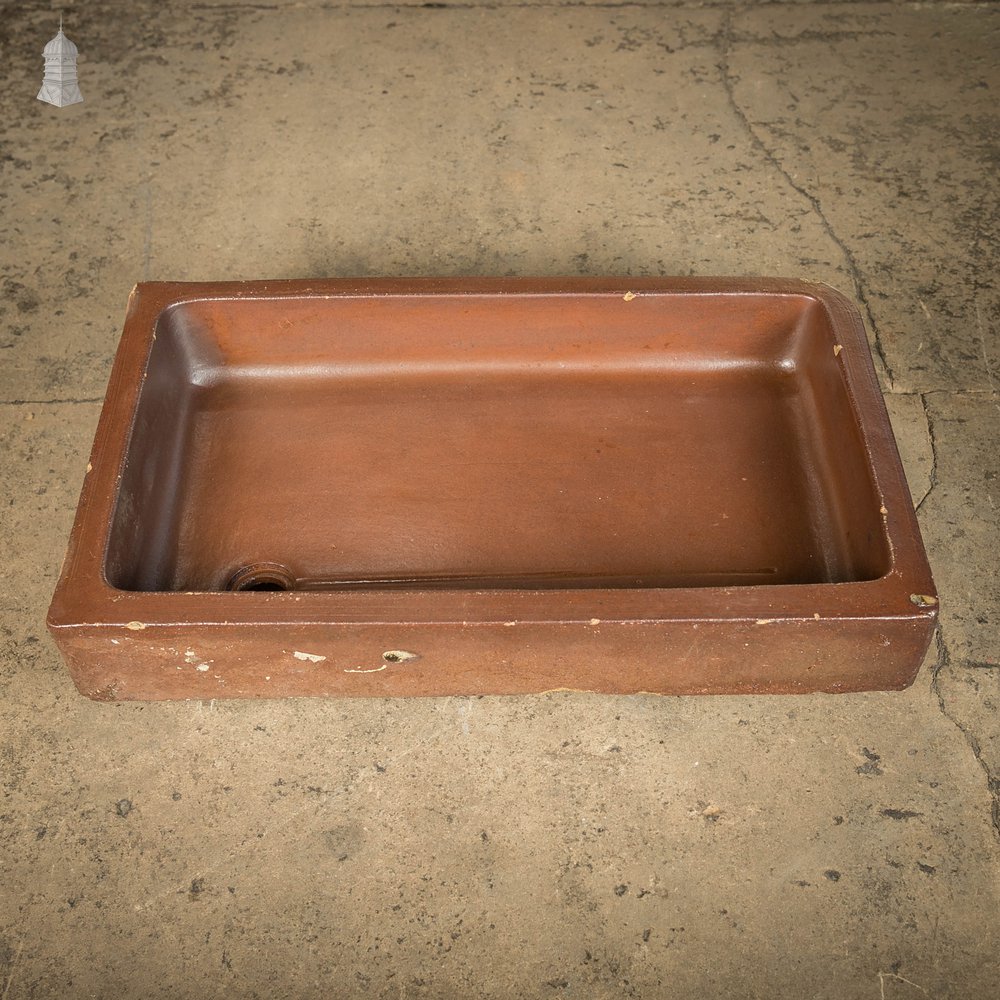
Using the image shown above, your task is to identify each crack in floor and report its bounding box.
[914,393,939,514]
[0,397,104,406]
[717,11,895,390]
[904,398,997,839]
[185,0,1000,11]
[930,629,1000,841]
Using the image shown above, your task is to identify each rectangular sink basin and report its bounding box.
[48,278,937,700]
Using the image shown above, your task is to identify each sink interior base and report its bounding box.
[106,292,889,594]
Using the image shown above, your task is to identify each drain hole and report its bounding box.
[227,564,295,593]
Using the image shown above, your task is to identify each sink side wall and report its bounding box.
[784,301,892,582]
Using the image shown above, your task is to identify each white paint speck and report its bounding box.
[196,663,210,672]
[293,650,326,663]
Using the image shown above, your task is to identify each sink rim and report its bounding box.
[48,276,937,633]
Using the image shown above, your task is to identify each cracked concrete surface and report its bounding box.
[1,1,998,997]
[719,8,897,386]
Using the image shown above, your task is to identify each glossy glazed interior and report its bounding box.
[105,292,889,592]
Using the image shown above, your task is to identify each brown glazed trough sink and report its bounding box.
[48,278,937,701]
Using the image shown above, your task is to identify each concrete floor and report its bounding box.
[1,0,998,996]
